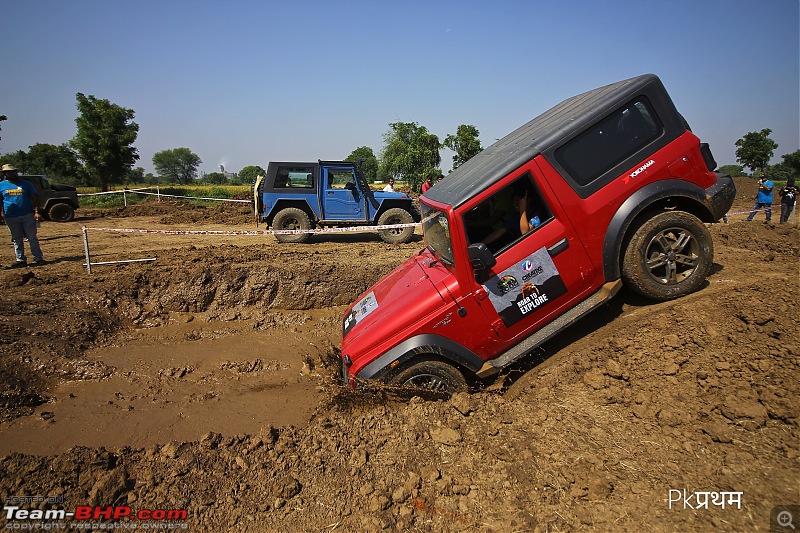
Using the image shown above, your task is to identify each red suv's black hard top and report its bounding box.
[425,74,686,207]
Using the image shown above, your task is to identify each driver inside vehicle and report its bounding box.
[478,182,545,251]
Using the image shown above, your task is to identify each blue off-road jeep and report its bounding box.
[252,160,419,243]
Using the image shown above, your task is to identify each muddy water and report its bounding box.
[0,313,338,455]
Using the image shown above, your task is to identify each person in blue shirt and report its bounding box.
[0,164,45,267]
[746,174,774,222]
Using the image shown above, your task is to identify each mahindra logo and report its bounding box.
[630,159,655,179]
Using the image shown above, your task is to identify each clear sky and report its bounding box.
[1,0,798,177]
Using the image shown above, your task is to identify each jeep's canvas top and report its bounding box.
[425,74,684,208]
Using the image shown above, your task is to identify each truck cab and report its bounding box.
[340,74,735,393]
[253,160,419,243]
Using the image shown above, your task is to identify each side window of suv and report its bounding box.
[463,173,553,255]
[327,169,356,189]
[275,166,314,188]
[555,96,663,187]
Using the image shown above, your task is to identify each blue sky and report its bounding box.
[1,0,798,176]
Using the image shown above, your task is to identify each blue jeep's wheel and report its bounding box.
[377,208,414,244]
[273,207,311,243]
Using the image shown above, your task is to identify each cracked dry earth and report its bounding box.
[0,183,797,531]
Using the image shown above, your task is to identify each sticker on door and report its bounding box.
[483,247,567,327]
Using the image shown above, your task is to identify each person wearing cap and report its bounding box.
[0,164,46,267]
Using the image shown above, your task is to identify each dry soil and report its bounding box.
[0,178,797,531]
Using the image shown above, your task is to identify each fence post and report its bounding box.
[82,226,92,274]
[123,188,128,207]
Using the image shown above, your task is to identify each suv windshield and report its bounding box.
[421,203,454,265]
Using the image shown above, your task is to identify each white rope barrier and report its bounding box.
[134,190,250,203]
[78,187,249,204]
[80,221,422,273]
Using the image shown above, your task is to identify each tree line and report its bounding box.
[0,95,797,192]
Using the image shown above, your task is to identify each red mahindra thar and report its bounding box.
[341,74,735,392]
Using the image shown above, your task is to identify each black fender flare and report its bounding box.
[356,334,485,381]
[602,179,714,281]
[375,200,419,222]
[43,199,79,211]
[265,199,317,225]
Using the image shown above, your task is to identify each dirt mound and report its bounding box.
[713,220,799,256]
[82,199,254,225]
[0,196,797,531]
[731,176,758,204]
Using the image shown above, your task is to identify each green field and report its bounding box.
[78,184,251,207]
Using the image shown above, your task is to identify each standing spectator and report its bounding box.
[746,174,774,222]
[382,177,395,192]
[0,164,45,268]
[779,177,798,223]
[421,173,434,194]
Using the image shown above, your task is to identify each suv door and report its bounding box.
[322,165,366,220]
[462,163,598,342]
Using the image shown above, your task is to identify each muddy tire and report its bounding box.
[377,208,414,244]
[388,360,467,393]
[622,211,712,301]
[272,207,312,243]
[46,203,75,222]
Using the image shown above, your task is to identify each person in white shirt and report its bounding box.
[383,178,396,192]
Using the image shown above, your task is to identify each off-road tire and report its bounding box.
[388,360,467,393]
[622,211,712,301]
[377,208,414,244]
[272,207,312,243]
[46,202,75,222]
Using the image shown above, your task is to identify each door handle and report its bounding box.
[547,238,569,257]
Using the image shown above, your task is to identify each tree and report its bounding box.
[152,148,202,184]
[25,143,84,184]
[201,172,227,184]
[238,165,266,184]
[0,150,28,172]
[128,167,145,184]
[443,124,482,170]
[717,164,746,177]
[735,129,778,174]
[70,93,139,191]
[781,150,800,175]
[766,161,796,183]
[345,146,378,182]
[379,122,441,191]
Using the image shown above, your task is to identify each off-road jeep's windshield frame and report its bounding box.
[421,203,454,265]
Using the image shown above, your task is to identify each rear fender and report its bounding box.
[42,198,79,210]
[264,197,319,224]
[602,179,717,281]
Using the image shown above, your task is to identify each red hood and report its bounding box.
[341,252,446,370]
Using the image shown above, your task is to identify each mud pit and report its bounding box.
[0,180,798,531]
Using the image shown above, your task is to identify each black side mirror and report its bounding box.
[468,243,496,282]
